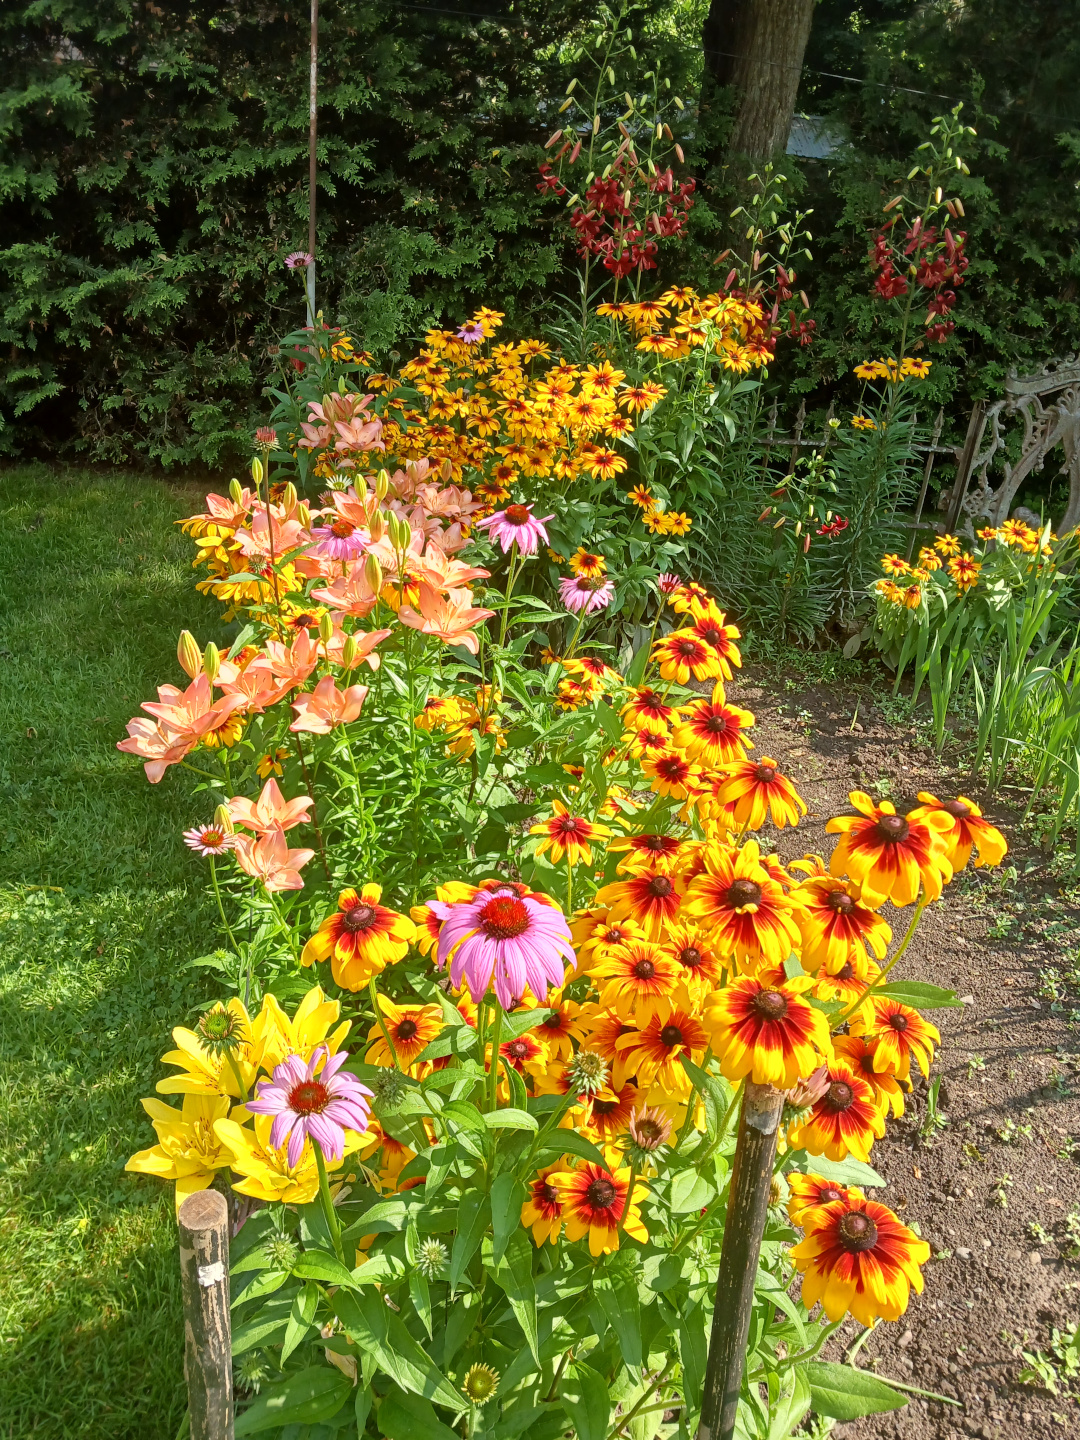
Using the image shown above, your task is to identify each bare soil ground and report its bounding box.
[730,661,1080,1439]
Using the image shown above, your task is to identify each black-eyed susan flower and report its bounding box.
[826,792,954,908]
[624,726,674,762]
[850,996,939,1080]
[499,1031,545,1076]
[529,802,613,868]
[568,546,607,578]
[521,1164,564,1245]
[707,975,833,1088]
[583,1082,640,1144]
[790,1194,930,1326]
[789,1062,886,1162]
[934,532,961,557]
[609,831,685,875]
[687,605,742,678]
[534,995,579,1062]
[947,552,980,592]
[642,752,703,800]
[365,998,444,1072]
[833,1034,908,1118]
[907,792,1007,871]
[592,941,681,1023]
[786,1172,864,1227]
[682,840,801,972]
[880,553,910,577]
[627,484,654,509]
[790,873,892,975]
[652,629,722,684]
[813,957,881,1009]
[616,1008,710,1096]
[553,1161,649,1254]
[594,869,685,940]
[302,885,417,991]
[671,682,755,766]
[710,757,807,830]
[620,686,677,734]
[660,921,728,999]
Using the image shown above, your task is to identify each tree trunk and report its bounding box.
[702,0,816,163]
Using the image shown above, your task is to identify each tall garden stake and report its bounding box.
[178,1188,234,1440]
[306,0,318,328]
[696,1082,785,1440]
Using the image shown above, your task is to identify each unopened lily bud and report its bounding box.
[375,468,390,501]
[440,458,453,482]
[674,143,685,164]
[177,630,202,678]
[368,512,386,544]
[202,641,221,685]
[297,501,311,528]
[250,456,264,486]
[281,482,297,512]
[341,635,359,669]
[213,803,234,836]
[390,512,412,550]
[592,113,601,135]
[318,613,334,644]
[364,553,383,594]
[229,478,242,503]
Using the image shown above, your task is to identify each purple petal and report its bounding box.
[270,1111,296,1152]
[286,1119,308,1168]
[307,1113,344,1162]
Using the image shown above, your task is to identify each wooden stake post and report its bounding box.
[178,1188,234,1440]
[696,1083,785,1440]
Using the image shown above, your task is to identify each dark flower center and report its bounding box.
[942,799,971,818]
[704,714,730,733]
[539,1181,559,1206]
[288,1079,330,1115]
[836,962,855,981]
[675,639,700,658]
[642,834,675,852]
[647,875,675,898]
[838,1210,879,1253]
[504,504,530,524]
[753,764,778,783]
[585,1177,618,1211]
[543,1012,563,1030]
[824,1081,855,1113]
[342,903,378,933]
[291,613,316,628]
[557,817,581,834]
[396,1018,418,1041]
[726,878,763,909]
[874,813,910,843]
[699,626,723,646]
[478,894,531,940]
[659,1024,685,1048]
[826,889,855,915]
[678,947,704,969]
[592,1095,620,1116]
[888,1012,909,1032]
[634,1117,665,1146]
[330,519,355,538]
[751,989,789,1021]
[820,1185,844,1204]
[632,958,657,979]
[506,1039,530,1060]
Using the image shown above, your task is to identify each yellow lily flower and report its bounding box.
[125,1093,236,1214]
[213,1113,377,1205]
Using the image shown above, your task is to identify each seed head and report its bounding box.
[565,1049,610,1096]
[462,1363,500,1405]
[624,1105,673,1167]
[417,1238,447,1279]
[195,1003,246,1058]
[369,1066,409,1112]
[263,1234,300,1273]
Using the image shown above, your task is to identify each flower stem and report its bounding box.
[497,543,521,648]
[563,606,588,660]
[291,733,332,882]
[565,852,573,918]
[208,855,242,956]
[485,1000,504,1113]
[369,978,400,1071]
[616,1159,639,1240]
[833,893,927,1029]
[313,1140,345,1264]
[224,1049,250,1104]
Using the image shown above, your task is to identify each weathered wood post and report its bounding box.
[696,1082,785,1440]
[178,1188,234,1440]
[306,0,319,328]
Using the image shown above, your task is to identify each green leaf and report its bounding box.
[280,1280,319,1364]
[449,1191,490,1293]
[785,1151,887,1188]
[490,1173,526,1266]
[594,1271,642,1370]
[484,1107,538,1132]
[501,1007,554,1039]
[410,1269,433,1338]
[378,1386,463,1440]
[233,1366,351,1434]
[536,1128,606,1168]
[497,1229,540,1364]
[231,1268,289,1306]
[875,981,964,1010]
[560,1362,611,1440]
[333,1289,463,1411]
[231,1296,293,1355]
[670,1167,716,1214]
[767,1365,812,1440]
[804,1361,907,1419]
[292,1250,356,1286]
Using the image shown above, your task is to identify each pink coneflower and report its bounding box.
[285,251,314,270]
[247,1046,373,1167]
[474,503,554,557]
[183,824,236,857]
[657,572,682,595]
[559,575,615,614]
[310,517,368,560]
[254,426,278,449]
[456,321,485,345]
[429,881,575,1008]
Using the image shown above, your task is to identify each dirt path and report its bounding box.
[732,664,1080,1439]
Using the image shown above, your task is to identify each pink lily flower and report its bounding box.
[398,584,495,655]
[412,540,490,593]
[324,626,392,672]
[140,674,247,744]
[228,778,312,834]
[233,826,315,892]
[310,571,380,618]
[289,675,369,734]
[116,717,195,783]
[261,631,320,686]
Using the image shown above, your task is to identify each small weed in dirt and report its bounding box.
[1017,1322,1080,1397]
[1028,1219,1053,1245]
[919,1074,950,1145]
[992,1173,1014,1207]
[966,1054,987,1077]
[1065,1210,1080,1258]
[997,1117,1034,1144]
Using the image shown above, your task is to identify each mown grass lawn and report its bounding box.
[0,464,228,1439]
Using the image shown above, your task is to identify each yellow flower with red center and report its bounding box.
[812,958,881,1010]
[301,884,417,990]
[789,1062,886,1162]
[789,873,892,976]
[707,975,832,1088]
[710,757,806,831]
[947,552,980,592]
[934,532,962,557]
[568,547,607,578]
[616,1008,710,1096]
[365,998,444,1072]
[552,1161,649,1255]
[667,581,711,614]
[907,792,1007,871]
[659,921,728,999]
[851,414,877,430]
[627,484,654,510]
[593,869,685,941]
[618,382,666,412]
[825,792,954,907]
[832,1034,907,1118]
[652,629,723,684]
[642,752,702,800]
[687,605,742,678]
[880,554,910,577]
[623,727,673,763]
[671,682,755,767]
[591,941,681,1023]
[608,831,684,875]
[529,801,612,868]
[786,1172,864,1227]
[533,995,580,1062]
[521,1164,565,1245]
[790,1194,930,1326]
[582,1082,640,1143]
[849,996,939,1080]
[499,1031,546,1078]
[620,686,676,734]
[682,840,800,972]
